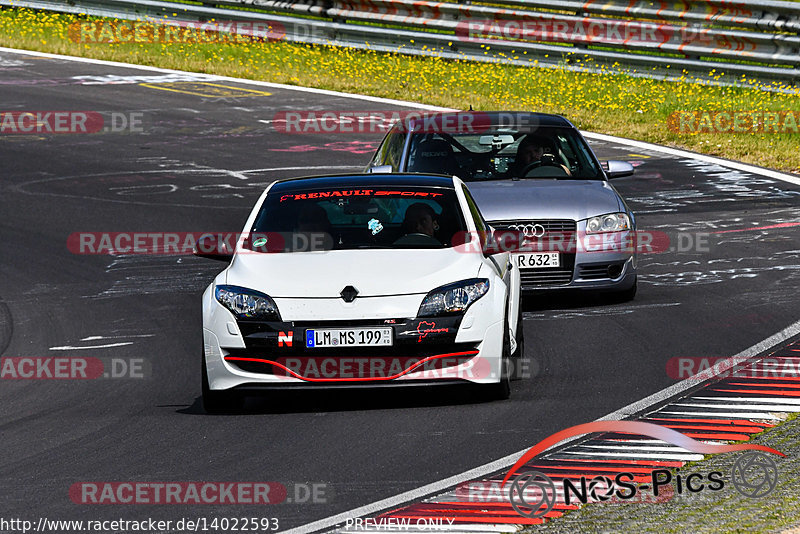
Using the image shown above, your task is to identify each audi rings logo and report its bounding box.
[509,223,546,238]
[731,452,779,498]
[508,471,556,519]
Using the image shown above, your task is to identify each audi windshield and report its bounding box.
[406,128,604,181]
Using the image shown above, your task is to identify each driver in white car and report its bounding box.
[402,202,440,237]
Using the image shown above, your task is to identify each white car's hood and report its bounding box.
[225,248,481,298]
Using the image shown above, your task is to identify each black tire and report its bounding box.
[202,352,243,414]
[487,314,512,400]
[511,308,526,381]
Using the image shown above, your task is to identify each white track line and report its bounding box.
[559,451,705,461]
[672,402,800,412]
[580,131,800,186]
[599,320,800,421]
[573,446,700,454]
[0,46,798,534]
[693,396,800,404]
[49,342,133,350]
[238,166,363,173]
[654,411,783,420]
[577,444,702,452]
[0,47,451,112]
[81,335,154,341]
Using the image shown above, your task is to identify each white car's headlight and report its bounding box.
[418,279,489,317]
[215,285,281,321]
[585,212,631,234]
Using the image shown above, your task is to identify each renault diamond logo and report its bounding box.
[340,285,359,303]
[509,223,546,238]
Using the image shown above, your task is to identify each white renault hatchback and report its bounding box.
[196,174,522,412]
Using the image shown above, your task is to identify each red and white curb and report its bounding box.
[333,337,800,531]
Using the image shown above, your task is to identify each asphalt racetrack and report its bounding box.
[1,49,799,531]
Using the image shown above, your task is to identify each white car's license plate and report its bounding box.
[515,252,561,268]
[305,327,393,348]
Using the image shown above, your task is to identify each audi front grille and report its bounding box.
[491,219,577,287]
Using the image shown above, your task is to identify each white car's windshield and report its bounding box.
[249,186,469,252]
[406,127,603,181]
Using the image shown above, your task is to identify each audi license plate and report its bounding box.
[515,252,560,268]
[306,327,393,348]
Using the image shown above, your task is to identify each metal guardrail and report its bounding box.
[4,0,800,86]
[255,0,800,64]
[483,0,800,32]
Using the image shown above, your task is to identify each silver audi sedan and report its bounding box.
[366,111,638,300]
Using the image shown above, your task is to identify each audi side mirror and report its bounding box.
[367,165,393,174]
[602,160,635,179]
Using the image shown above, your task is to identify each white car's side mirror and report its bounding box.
[194,234,234,262]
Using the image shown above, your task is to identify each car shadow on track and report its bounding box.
[520,290,633,312]
[179,384,507,416]
[176,293,630,416]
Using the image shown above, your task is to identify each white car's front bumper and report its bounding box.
[202,283,507,391]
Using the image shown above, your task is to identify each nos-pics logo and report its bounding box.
[503,421,783,519]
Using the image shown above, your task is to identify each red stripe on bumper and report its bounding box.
[224,350,479,382]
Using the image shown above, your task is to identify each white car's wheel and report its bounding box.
[511,308,526,381]
[487,313,512,400]
[202,353,243,414]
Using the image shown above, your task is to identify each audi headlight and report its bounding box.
[215,285,281,321]
[418,279,489,317]
[585,213,631,234]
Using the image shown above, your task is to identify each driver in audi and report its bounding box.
[512,134,571,177]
